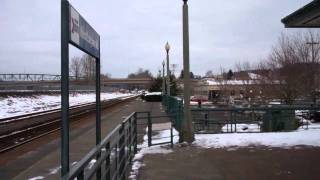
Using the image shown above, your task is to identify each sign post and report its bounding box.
[61,0,70,176]
[60,0,101,177]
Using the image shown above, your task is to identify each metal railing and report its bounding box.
[162,95,320,134]
[63,112,138,180]
[192,106,320,133]
[162,95,183,132]
[135,112,174,147]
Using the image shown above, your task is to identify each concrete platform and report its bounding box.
[0,98,169,179]
[139,146,320,180]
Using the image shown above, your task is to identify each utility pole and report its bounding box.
[307,41,319,62]
[171,64,178,78]
[307,41,319,105]
[165,42,171,96]
[181,0,194,143]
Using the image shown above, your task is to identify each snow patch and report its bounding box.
[49,166,61,175]
[145,92,162,96]
[28,176,44,180]
[222,123,260,133]
[129,127,178,180]
[88,159,97,169]
[0,92,134,118]
[194,124,320,149]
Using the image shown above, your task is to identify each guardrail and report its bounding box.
[63,112,138,180]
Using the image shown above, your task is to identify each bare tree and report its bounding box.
[205,70,214,77]
[101,73,112,80]
[81,54,96,80]
[259,31,320,104]
[70,57,82,80]
[69,54,96,81]
[216,66,230,100]
[235,61,253,100]
[128,68,153,79]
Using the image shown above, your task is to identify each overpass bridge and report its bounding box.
[0,74,152,91]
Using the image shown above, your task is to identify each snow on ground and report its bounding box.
[129,122,320,179]
[194,123,320,149]
[129,127,179,180]
[0,92,134,119]
[28,162,77,180]
[221,123,260,133]
[190,101,212,106]
[28,176,44,180]
[145,92,162,96]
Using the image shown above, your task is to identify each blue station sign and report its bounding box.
[69,5,100,58]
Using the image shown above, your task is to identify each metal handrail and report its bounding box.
[191,106,320,112]
[63,112,137,180]
[162,95,319,134]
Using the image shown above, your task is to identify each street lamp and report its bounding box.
[181,0,194,143]
[162,60,166,96]
[165,42,171,96]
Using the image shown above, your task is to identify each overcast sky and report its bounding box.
[0,0,312,78]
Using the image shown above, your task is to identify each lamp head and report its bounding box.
[165,42,170,52]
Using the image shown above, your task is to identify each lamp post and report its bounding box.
[162,60,166,96]
[181,0,194,143]
[165,42,171,96]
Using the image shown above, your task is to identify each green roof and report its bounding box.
[282,0,320,28]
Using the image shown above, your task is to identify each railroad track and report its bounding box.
[0,95,138,153]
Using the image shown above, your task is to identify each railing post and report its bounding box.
[147,112,152,147]
[115,145,119,179]
[170,122,174,148]
[230,111,233,133]
[133,113,138,154]
[234,111,237,132]
[105,143,110,180]
[267,109,272,132]
[77,171,84,180]
[128,117,132,161]
[203,111,210,130]
[179,100,183,132]
[119,122,125,180]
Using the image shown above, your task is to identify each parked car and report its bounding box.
[144,92,162,102]
[191,95,208,102]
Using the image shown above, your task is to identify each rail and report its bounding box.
[0,96,138,153]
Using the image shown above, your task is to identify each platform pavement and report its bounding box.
[0,98,169,180]
[138,146,320,180]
